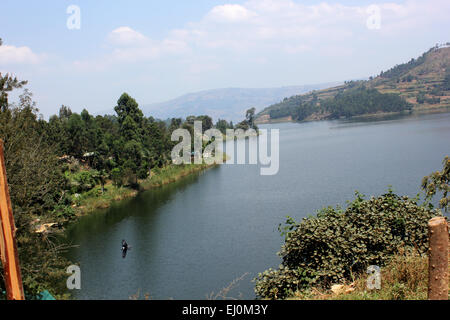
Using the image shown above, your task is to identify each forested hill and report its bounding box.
[256,44,450,123]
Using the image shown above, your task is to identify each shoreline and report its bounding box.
[66,162,218,224]
[256,105,450,125]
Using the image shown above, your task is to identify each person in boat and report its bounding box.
[121,239,128,258]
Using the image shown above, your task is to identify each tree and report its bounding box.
[113,93,149,184]
[246,107,256,129]
[115,93,144,130]
[59,105,72,119]
[120,115,141,142]
[169,118,182,133]
[123,139,144,185]
[216,119,232,134]
[235,120,250,131]
[66,113,85,158]
[91,141,110,194]
[144,118,165,170]
[0,89,70,298]
[0,39,28,111]
[267,84,412,121]
[196,115,213,131]
[422,156,449,211]
[39,105,77,157]
[111,167,123,187]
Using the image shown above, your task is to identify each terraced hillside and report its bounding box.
[256,44,450,124]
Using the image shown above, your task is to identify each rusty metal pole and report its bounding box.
[428,216,449,300]
[0,139,25,300]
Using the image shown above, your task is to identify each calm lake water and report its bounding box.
[64,112,450,300]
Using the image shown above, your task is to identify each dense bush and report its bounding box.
[65,170,100,194]
[254,266,317,300]
[254,190,440,299]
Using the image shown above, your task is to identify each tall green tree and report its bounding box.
[114,93,148,184]
[0,89,70,299]
[115,93,144,131]
[0,39,28,111]
[80,109,101,152]
[66,113,85,158]
[144,117,165,170]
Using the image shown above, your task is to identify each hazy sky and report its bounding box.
[1,0,449,117]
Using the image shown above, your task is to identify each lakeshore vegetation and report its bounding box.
[1,33,448,300]
[0,90,254,298]
[0,37,260,299]
[266,85,413,121]
[255,157,449,300]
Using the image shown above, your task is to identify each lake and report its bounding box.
[64,111,450,300]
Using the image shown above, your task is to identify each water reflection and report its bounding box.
[64,112,450,300]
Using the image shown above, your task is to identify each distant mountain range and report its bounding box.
[140,83,342,122]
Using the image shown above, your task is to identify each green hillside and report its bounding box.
[256,44,450,124]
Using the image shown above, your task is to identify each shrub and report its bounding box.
[66,170,99,193]
[52,204,75,218]
[254,190,440,299]
[254,267,317,300]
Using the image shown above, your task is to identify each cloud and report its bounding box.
[189,0,449,51]
[72,26,191,69]
[107,26,149,46]
[0,44,43,65]
[8,0,448,118]
[376,0,450,33]
[72,1,450,75]
[170,1,364,55]
[97,1,450,58]
[206,4,257,22]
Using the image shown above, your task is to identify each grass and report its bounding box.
[287,247,449,300]
[72,182,138,216]
[72,162,218,217]
[140,163,213,189]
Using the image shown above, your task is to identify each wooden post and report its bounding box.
[428,217,449,300]
[0,139,25,300]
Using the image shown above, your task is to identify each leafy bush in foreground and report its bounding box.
[254,190,441,299]
[421,156,449,212]
[65,170,100,194]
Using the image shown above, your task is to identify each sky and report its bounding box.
[0,0,449,117]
